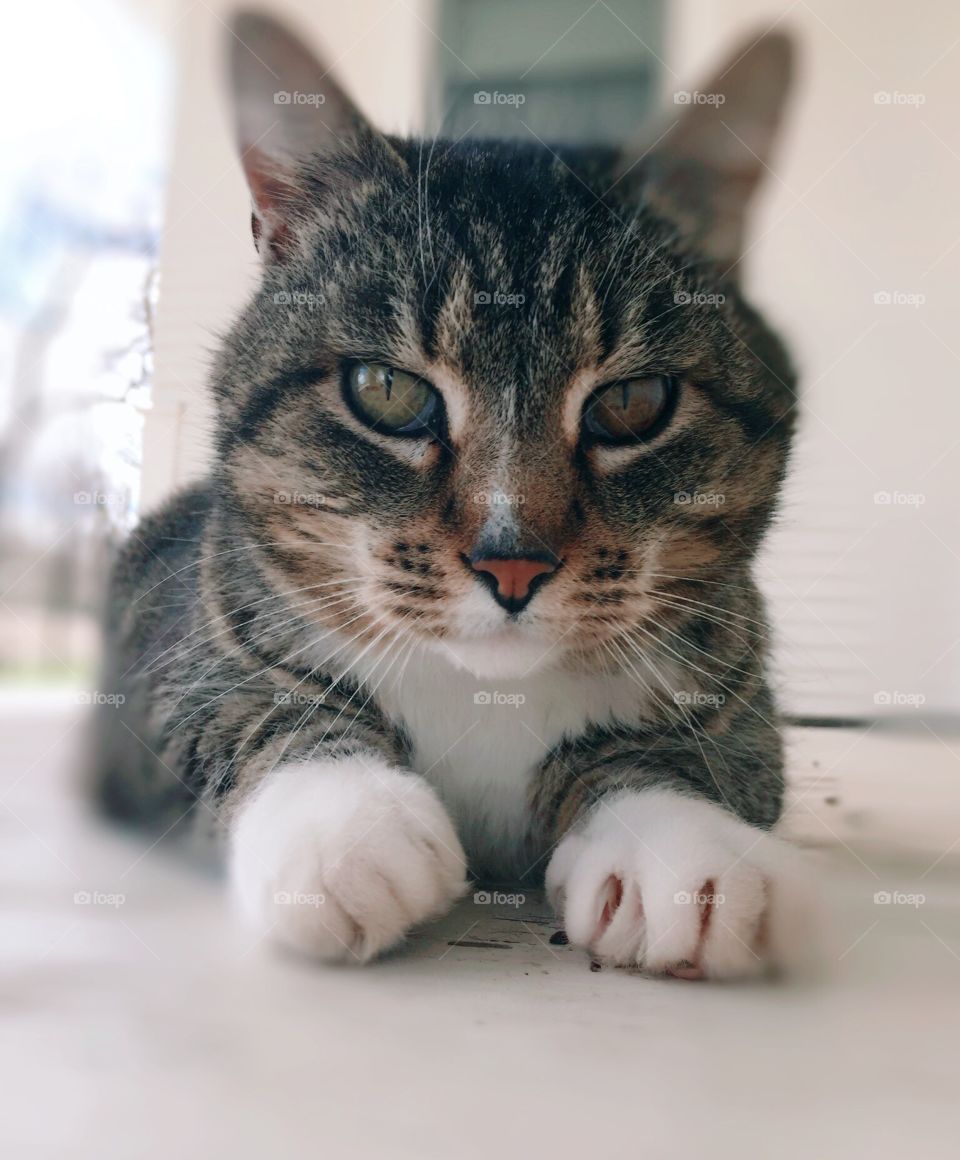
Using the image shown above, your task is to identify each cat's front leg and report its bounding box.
[229,755,467,962]
[545,789,815,980]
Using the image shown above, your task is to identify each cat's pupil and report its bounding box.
[345,362,438,436]
[585,376,672,443]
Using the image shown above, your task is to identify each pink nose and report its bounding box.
[469,556,557,603]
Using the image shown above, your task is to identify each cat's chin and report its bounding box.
[434,630,563,679]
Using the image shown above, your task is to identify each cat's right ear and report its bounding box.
[226,10,395,262]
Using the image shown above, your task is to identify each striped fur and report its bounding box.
[90,16,798,922]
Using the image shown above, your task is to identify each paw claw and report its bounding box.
[546,790,813,981]
[595,874,624,943]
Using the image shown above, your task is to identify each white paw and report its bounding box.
[230,757,468,962]
[546,789,817,980]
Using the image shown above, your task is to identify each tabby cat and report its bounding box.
[92,11,814,977]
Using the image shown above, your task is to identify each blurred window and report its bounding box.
[436,0,664,144]
[0,1,171,681]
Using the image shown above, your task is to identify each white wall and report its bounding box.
[669,0,960,716]
[146,0,960,717]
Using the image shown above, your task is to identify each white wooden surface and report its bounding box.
[2,702,959,1158]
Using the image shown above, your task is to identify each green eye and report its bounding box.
[343,362,441,436]
[583,375,675,444]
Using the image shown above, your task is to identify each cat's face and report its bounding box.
[216,16,796,678]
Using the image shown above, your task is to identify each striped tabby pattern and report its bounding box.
[91,14,797,915]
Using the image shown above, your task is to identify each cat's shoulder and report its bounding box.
[108,480,216,613]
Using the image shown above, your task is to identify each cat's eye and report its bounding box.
[343,362,442,437]
[583,375,676,444]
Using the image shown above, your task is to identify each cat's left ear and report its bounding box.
[226,10,402,262]
[618,31,796,272]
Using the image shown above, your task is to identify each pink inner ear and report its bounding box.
[244,146,299,262]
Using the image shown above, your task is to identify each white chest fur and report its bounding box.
[340,643,666,878]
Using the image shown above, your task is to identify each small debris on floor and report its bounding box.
[549,929,569,945]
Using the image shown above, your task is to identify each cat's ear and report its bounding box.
[226,10,398,262]
[619,31,796,272]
